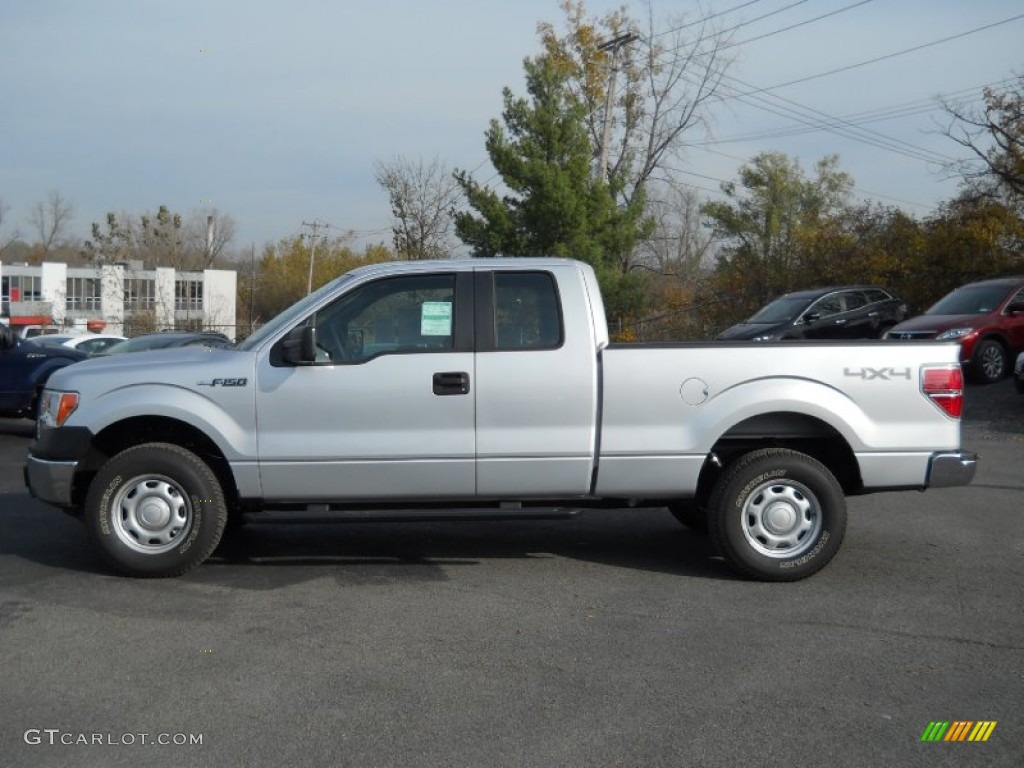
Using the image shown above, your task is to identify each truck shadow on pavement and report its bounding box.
[0,494,736,588]
[205,509,734,584]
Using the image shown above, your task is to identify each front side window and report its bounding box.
[312,274,456,364]
[807,294,842,319]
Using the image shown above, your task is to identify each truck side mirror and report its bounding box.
[281,324,317,365]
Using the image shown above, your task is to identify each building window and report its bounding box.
[66,277,102,311]
[124,278,155,310]
[175,277,203,311]
[2,275,42,303]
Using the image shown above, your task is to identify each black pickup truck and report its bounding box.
[0,324,86,419]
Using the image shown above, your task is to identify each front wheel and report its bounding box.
[84,443,227,577]
[971,339,1007,384]
[708,449,846,582]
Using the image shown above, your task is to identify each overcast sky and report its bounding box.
[2,0,1021,256]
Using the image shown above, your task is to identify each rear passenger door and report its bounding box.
[473,268,597,496]
[838,289,876,338]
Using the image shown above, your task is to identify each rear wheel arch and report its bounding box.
[706,412,862,496]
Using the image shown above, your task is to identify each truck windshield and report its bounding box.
[236,274,355,352]
[926,285,1009,315]
[747,296,809,324]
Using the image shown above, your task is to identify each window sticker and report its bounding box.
[420,301,452,336]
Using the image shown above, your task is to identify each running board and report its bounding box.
[242,507,582,525]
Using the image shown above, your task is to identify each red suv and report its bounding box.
[884,276,1024,383]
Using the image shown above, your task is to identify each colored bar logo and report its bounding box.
[921,721,997,742]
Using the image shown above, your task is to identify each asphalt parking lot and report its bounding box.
[0,380,1021,768]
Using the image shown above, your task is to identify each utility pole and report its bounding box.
[596,32,639,182]
[301,219,328,295]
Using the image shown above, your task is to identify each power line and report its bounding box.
[692,76,1011,146]
[651,0,766,39]
[740,12,1024,96]
[717,0,875,52]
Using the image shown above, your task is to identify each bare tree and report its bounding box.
[182,208,237,269]
[82,211,136,266]
[28,190,74,257]
[941,75,1024,205]
[538,0,733,213]
[0,197,19,256]
[375,155,459,260]
[636,182,713,278]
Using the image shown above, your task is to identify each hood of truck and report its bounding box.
[887,313,984,336]
[44,346,251,392]
[717,321,789,341]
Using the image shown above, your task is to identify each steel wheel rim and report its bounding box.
[980,344,1004,380]
[110,474,193,554]
[741,479,822,559]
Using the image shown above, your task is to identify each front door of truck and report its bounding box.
[254,272,476,501]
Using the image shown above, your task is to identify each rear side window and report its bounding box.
[864,289,891,304]
[494,272,562,350]
[842,291,868,311]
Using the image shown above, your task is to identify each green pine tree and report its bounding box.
[454,54,651,327]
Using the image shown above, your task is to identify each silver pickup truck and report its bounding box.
[25,258,977,581]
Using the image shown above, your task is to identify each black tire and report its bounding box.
[668,501,709,534]
[971,339,1007,384]
[708,448,846,582]
[84,442,227,577]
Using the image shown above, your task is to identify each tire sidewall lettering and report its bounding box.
[97,474,121,537]
[178,495,204,555]
[778,530,830,569]
[735,469,788,511]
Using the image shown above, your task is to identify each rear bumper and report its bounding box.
[926,451,978,488]
[24,455,78,507]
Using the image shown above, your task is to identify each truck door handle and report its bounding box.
[433,371,470,396]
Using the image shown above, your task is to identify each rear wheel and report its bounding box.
[971,339,1007,384]
[708,448,846,582]
[84,443,227,577]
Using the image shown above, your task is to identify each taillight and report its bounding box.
[921,366,963,418]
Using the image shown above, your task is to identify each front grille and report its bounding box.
[889,330,935,340]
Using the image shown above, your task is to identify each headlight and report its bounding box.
[752,334,778,341]
[37,390,79,429]
[936,327,974,340]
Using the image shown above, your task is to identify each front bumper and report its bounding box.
[926,451,979,488]
[24,455,79,507]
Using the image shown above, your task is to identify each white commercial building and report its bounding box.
[0,260,237,339]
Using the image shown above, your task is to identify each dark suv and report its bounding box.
[0,324,87,419]
[884,276,1024,384]
[717,286,907,341]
